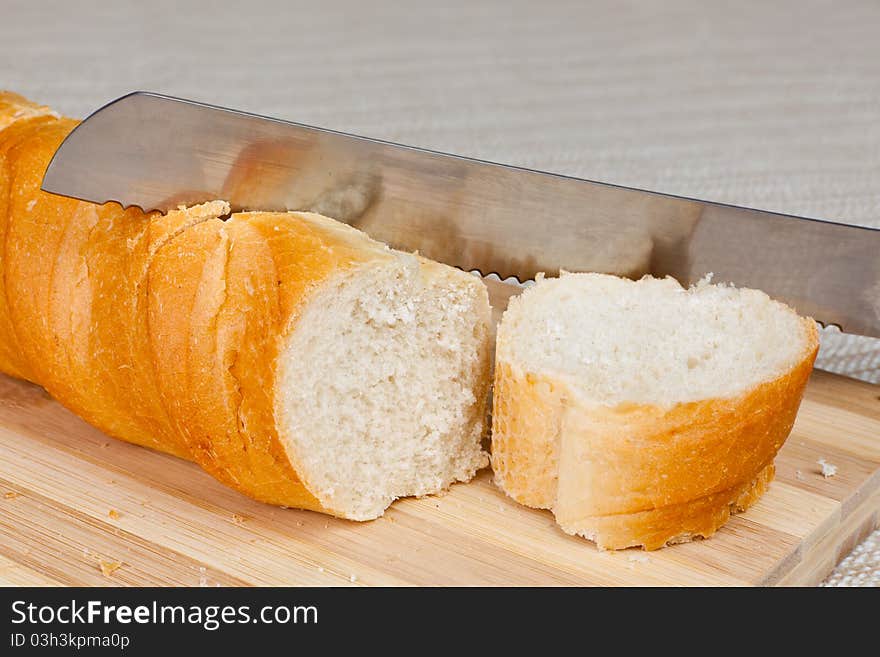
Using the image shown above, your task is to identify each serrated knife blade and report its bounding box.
[41,92,880,337]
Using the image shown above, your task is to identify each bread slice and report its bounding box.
[0,91,491,520]
[491,272,818,549]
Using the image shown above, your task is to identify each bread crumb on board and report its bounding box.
[108,509,121,520]
[98,559,122,577]
[229,513,246,525]
[4,491,19,499]
[817,458,838,479]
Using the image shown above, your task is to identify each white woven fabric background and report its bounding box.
[2,0,878,585]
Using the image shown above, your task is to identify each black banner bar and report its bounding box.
[0,586,869,653]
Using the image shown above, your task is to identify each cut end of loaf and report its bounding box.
[276,252,491,520]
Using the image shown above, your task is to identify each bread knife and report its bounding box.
[41,92,880,338]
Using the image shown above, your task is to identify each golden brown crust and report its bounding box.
[563,463,776,550]
[0,92,432,516]
[492,311,818,550]
[0,92,56,132]
[490,363,562,509]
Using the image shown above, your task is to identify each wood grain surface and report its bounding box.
[0,281,877,586]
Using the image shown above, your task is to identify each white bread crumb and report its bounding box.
[817,459,838,478]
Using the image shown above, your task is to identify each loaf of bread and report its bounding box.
[491,272,818,549]
[0,91,491,520]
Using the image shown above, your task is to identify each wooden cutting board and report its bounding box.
[0,281,878,586]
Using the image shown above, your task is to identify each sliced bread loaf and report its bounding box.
[0,91,491,521]
[491,272,818,549]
